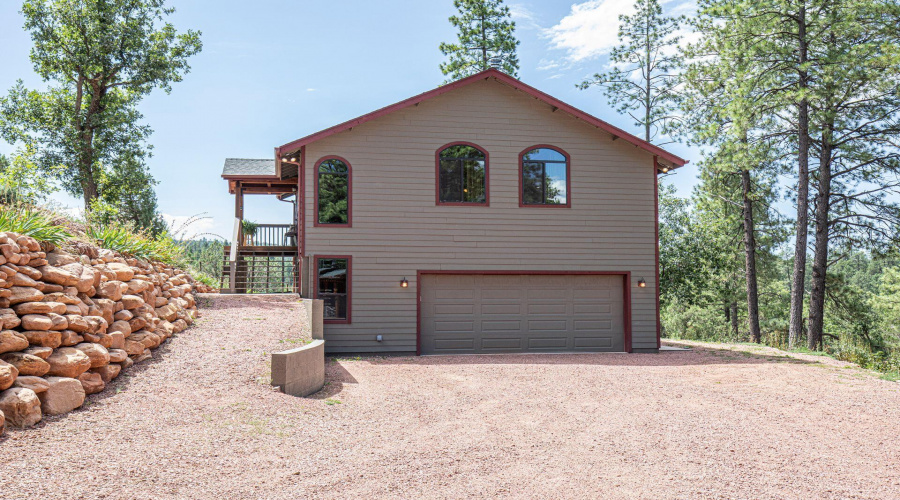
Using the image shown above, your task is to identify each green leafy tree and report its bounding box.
[439,0,519,81]
[0,148,58,204]
[0,0,202,213]
[577,0,682,143]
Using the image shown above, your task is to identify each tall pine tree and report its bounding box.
[577,0,682,143]
[439,0,519,81]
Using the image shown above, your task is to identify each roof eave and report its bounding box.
[275,68,688,167]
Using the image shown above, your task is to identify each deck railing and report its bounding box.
[240,223,296,248]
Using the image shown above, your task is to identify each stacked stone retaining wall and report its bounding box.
[0,231,205,434]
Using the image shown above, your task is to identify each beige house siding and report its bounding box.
[300,78,658,353]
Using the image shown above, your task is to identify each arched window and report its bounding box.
[520,146,570,207]
[437,142,488,205]
[315,156,351,226]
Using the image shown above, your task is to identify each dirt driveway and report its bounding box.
[2,295,899,499]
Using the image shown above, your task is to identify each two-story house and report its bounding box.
[221,69,686,355]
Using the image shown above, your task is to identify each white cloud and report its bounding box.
[162,213,217,240]
[545,0,637,62]
[545,0,695,63]
[509,3,541,30]
[306,88,316,92]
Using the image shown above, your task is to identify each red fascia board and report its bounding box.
[275,69,688,167]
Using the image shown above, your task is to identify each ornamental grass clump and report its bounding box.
[0,204,71,245]
[86,222,184,265]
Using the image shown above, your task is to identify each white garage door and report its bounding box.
[420,274,625,354]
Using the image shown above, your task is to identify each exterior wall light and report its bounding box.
[400,277,409,288]
[290,157,297,162]
[661,166,669,173]
[637,279,647,288]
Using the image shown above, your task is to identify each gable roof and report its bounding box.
[276,68,687,168]
[222,158,276,178]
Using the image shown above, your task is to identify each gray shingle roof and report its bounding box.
[222,158,276,177]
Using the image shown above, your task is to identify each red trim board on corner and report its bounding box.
[415,270,633,355]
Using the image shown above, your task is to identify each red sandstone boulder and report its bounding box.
[22,330,62,348]
[0,387,41,427]
[0,330,28,354]
[12,375,49,394]
[77,371,105,395]
[39,377,85,415]
[9,286,43,305]
[0,359,18,390]
[74,342,110,368]
[46,347,92,378]
[0,352,50,376]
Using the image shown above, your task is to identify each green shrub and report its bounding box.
[0,205,71,245]
[86,222,184,265]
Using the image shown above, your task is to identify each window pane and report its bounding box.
[462,159,486,203]
[523,148,566,162]
[318,170,349,224]
[522,162,543,204]
[544,163,567,204]
[320,294,347,320]
[319,159,349,174]
[318,258,348,320]
[439,159,462,202]
[440,145,485,160]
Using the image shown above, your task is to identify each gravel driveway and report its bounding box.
[2,295,899,499]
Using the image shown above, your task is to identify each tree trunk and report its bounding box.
[788,2,810,349]
[808,124,833,351]
[481,13,488,68]
[730,301,739,339]
[741,169,762,343]
[644,11,652,142]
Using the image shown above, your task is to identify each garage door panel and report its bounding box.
[574,319,613,331]
[435,289,475,300]
[481,288,525,300]
[481,338,523,349]
[527,319,568,331]
[433,321,475,333]
[421,274,625,354]
[434,338,475,351]
[527,303,569,315]
[527,337,568,349]
[481,320,522,331]
[481,303,522,315]
[574,303,611,314]
[433,304,475,315]
[574,336,613,348]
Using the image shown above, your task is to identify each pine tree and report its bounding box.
[439,0,519,81]
[577,0,682,143]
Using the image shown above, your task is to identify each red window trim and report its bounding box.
[415,270,632,355]
[518,145,572,208]
[313,155,352,228]
[314,254,352,324]
[435,141,490,207]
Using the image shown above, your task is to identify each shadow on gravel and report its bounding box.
[308,359,358,399]
[352,347,818,368]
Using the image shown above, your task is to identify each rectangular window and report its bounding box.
[316,257,350,322]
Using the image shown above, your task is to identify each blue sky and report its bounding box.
[0,0,698,240]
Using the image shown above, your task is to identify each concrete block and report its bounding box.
[299,298,324,340]
[271,339,324,397]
